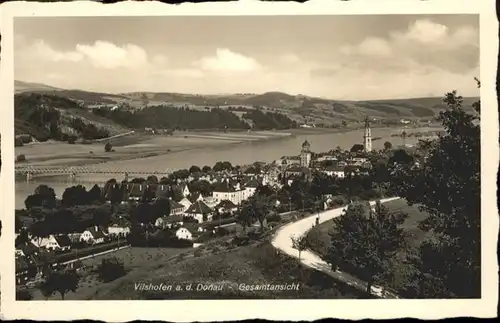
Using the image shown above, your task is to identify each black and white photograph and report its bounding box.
[0,0,497,321]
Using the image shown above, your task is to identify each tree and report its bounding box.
[236,203,254,232]
[25,185,57,209]
[87,184,102,204]
[328,201,407,294]
[383,141,393,151]
[153,196,171,218]
[350,144,365,153]
[389,149,414,165]
[239,194,273,230]
[255,185,275,198]
[105,142,112,152]
[96,257,127,282]
[39,270,79,300]
[392,88,480,298]
[146,175,159,184]
[62,185,89,207]
[202,165,211,173]
[189,165,201,174]
[291,234,309,262]
[15,229,30,246]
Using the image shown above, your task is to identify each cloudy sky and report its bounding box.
[14,15,479,100]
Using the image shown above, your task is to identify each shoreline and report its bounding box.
[15,125,441,182]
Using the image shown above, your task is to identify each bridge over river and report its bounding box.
[15,165,175,182]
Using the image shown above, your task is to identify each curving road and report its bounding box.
[271,197,401,299]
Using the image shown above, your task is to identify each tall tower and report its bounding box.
[363,117,372,152]
[300,140,312,167]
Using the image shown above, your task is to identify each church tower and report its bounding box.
[363,117,372,152]
[300,140,312,167]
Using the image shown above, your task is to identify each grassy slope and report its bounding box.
[83,241,364,300]
[305,199,432,295]
[31,221,368,300]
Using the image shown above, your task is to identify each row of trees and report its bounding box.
[92,104,297,131]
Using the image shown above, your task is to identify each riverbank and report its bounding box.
[15,130,296,168]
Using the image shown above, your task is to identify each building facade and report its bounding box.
[363,117,372,152]
[300,140,312,167]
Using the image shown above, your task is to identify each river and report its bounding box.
[15,126,439,209]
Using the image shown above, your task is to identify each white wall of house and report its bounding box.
[324,170,345,178]
[245,187,257,198]
[213,190,246,205]
[179,198,192,209]
[31,235,59,249]
[108,226,130,236]
[176,228,193,240]
[171,207,184,216]
[185,212,212,224]
[80,231,105,244]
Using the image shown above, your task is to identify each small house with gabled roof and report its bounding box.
[184,200,214,223]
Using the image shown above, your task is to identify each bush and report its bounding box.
[67,135,77,144]
[16,154,26,162]
[20,134,32,144]
[267,214,281,222]
[104,142,112,152]
[15,138,24,147]
[232,234,250,246]
[96,257,127,282]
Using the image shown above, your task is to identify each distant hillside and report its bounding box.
[14,80,63,94]
[15,80,479,127]
[14,93,130,143]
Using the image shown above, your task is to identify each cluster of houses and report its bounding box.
[15,141,384,285]
[15,174,268,280]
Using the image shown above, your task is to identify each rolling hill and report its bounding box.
[14,80,479,128]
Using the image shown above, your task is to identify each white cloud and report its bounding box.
[25,40,162,70]
[403,19,449,44]
[195,48,262,72]
[358,37,393,57]
[341,37,392,57]
[15,19,479,100]
[32,40,83,62]
[75,41,149,69]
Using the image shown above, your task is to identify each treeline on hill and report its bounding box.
[242,108,297,130]
[92,105,248,130]
[15,93,110,143]
[92,105,296,130]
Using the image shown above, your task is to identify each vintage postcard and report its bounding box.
[0,0,498,321]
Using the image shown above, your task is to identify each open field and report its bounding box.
[67,241,364,300]
[305,198,432,296]
[24,211,365,300]
[26,246,192,300]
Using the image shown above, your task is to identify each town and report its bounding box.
[15,116,430,299]
[10,13,481,304]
